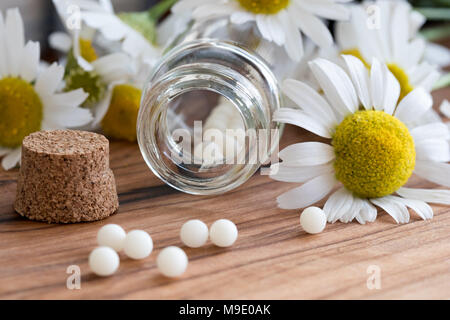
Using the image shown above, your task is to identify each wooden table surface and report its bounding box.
[1,87,449,300]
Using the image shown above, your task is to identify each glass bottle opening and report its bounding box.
[138,40,281,195]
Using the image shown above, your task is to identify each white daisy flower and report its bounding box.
[172,0,352,61]
[52,0,146,135]
[335,0,441,99]
[0,9,92,170]
[57,0,161,66]
[270,55,450,224]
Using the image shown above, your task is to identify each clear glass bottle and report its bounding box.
[138,20,294,195]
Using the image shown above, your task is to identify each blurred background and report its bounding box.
[0,0,448,58]
[0,0,158,52]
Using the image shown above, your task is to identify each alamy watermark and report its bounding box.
[66,265,81,290]
[366,264,381,290]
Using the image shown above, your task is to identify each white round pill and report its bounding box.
[180,219,209,248]
[300,207,327,234]
[123,230,153,260]
[157,246,188,278]
[97,224,126,251]
[89,246,120,276]
[209,219,238,247]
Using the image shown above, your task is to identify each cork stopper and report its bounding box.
[14,130,119,223]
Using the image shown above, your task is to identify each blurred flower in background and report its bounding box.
[0,8,92,170]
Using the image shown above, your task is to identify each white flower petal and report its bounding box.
[269,162,334,183]
[19,41,40,82]
[92,52,131,83]
[309,58,358,118]
[192,3,237,19]
[395,197,433,220]
[92,83,117,126]
[5,8,25,77]
[172,0,212,13]
[414,160,450,187]
[370,196,410,224]
[278,142,335,166]
[323,187,353,223]
[0,13,7,78]
[282,79,337,128]
[355,200,377,224]
[273,108,332,138]
[277,173,336,209]
[411,122,450,142]
[416,139,450,162]
[340,195,364,223]
[382,63,401,115]
[425,42,450,68]
[370,59,384,111]
[391,2,410,64]
[1,148,21,170]
[230,11,254,25]
[341,54,371,110]
[82,13,127,41]
[409,10,425,37]
[406,38,426,70]
[46,89,89,109]
[394,88,433,124]
[256,14,272,42]
[265,15,285,46]
[48,31,72,53]
[282,10,303,61]
[296,0,350,21]
[47,106,93,128]
[292,6,333,48]
[34,63,65,96]
[397,187,450,205]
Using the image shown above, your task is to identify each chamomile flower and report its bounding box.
[61,0,162,66]
[270,55,450,224]
[335,0,441,101]
[173,0,352,61]
[0,9,92,170]
[53,0,149,141]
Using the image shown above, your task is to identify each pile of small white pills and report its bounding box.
[89,219,239,278]
[300,207,327,234]
[89,224,154,277]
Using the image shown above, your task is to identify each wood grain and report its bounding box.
[0,86,449,300]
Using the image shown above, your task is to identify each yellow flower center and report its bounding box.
[237,0,290,14]
[387,63,414,102]
[340,48,370,68]
[341,48,414,102]
[0,77,43,148]
[101,84,142,142]
[332,110,415,198]
[79,38,98,62]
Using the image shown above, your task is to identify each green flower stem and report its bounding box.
[149,0,178,21]
[415,7,450,20]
